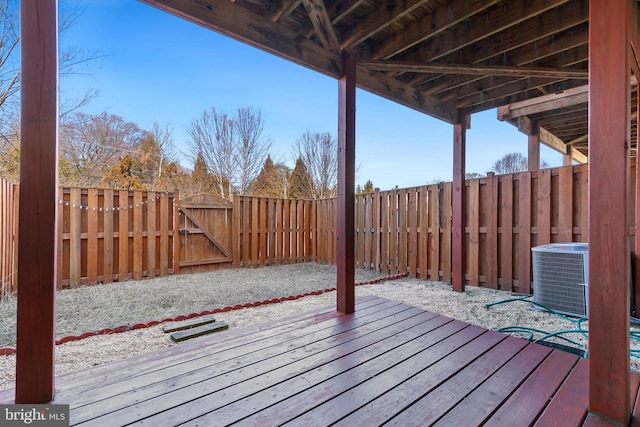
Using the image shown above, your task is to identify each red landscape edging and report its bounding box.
[0,273,409,356]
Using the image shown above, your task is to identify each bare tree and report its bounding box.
[295,131,337,199]
[0,0,99,124]
[186,106,271,198]
[0,0,100,180]
[60,112,145,187]
[187,108,236,198]
[234,107,272,195]
[0,0,19,117]
[137,121,177,189]
[490,152,549,175]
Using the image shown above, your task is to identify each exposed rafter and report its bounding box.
[360,61,588,79]
[271,0,302,23]
[142,0,459,124]
[498,85,588,119]
[140,0,640,161]
[372,0,502,60]
[497,76,637,119]
[340,0,425,50]
[540,127,587,163]
[302,0,341,53]
[416,1,588,95]
[500,113,587,163]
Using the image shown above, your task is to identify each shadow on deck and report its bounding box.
[1,296,639,426]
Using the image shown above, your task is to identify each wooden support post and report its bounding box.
[16,0,58,403]
[452,114,468,292]
[588,0,631,423]
[527,120,540,171]
[563,152,573,167]
[636,95,640,318]
[337,55,356,314]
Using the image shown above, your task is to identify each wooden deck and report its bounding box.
[2,295,640,426]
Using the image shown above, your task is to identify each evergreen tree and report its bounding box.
[288,157,314,199]
[102,154,146,190]
[363,179,374,193]
[251,155,284,197]
[190,152,218,195]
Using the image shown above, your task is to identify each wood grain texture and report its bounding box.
[587,0,631,422]
[7,296,619,424]
[452,116,467,291]
[337,55,356,314]
[15,0,58,403]
[518,173,532,294]
[500,174,513,291]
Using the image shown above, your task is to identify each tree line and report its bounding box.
[0,1,358,200]
[0,106,352,200]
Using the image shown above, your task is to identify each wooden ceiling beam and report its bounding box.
[356,65,459,124]
[359,61,588,79]
[302,0,341,53]
[421,29,587,98]
[373,0,502,60]
[495,75,638,120]
[420,0,573,64]
[141,0,342,77]
[303,0,367,39]
[448,43,589,103]
[140,0,459,124]
[400,0,573,86]
[271,0,302,23]
[497,84,589,119]
[434,43,589,102]
[567,135,588,146]
[326,0,365,25]
[340,0,425,50]
[501,113,587,164]
[459,2,587,63]
[417,2,587,95]
[392,0,569,84]
[451,52,588,112]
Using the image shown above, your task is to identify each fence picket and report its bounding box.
[429,184,440,280]
[441,182,452,283]
[69,188,81,287]
[103,190,114,283]
[500,175,514,291]
[468,179,480,286]
[86,189,98,284]
[518,174,532,294]
[147,192,156,278]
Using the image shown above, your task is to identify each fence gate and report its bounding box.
[177,194,233,274]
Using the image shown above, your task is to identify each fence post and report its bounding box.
[173,190,180,275]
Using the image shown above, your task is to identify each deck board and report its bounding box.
[1,296,638,426]
[376,336,528,427]
[72,301,423,424]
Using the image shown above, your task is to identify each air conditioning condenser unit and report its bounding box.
[531,243,588,317]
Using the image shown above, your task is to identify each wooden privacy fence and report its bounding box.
[0,182,180,293]
[58,187,178,288]
[0,163,598,295]
[338,165,589,294]
[232,197,319,266]
[0,178,18,296]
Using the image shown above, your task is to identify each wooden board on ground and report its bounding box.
[170,321,229,342]
[162,315,217,333]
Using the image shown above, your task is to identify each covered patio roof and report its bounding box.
[143,0,637,162]
[13,0,640,425]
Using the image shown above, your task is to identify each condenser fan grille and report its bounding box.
[532,244,588,317]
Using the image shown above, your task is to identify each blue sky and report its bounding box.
[59,1,563,191]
